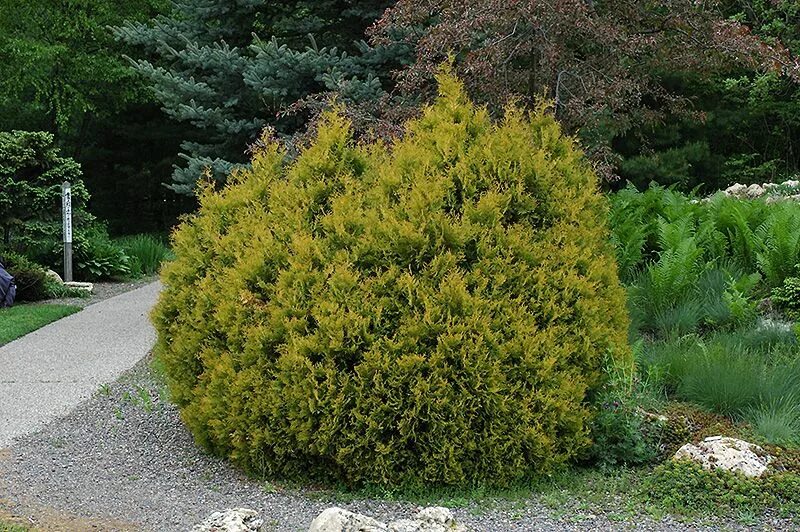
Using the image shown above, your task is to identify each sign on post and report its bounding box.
[62,181,73,282]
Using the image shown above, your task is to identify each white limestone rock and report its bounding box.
[64,281,93,293]
[45,269,63,284]
[745,183,765,198]
[309,507,466,532]
[724,183,747,197]
[673,436,772,478]
[308,507,386,532]
[192,508,263,532]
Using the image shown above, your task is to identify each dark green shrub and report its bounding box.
[154,73,631,487]
[772,274,800,319]
[1,251,51,301]
[22,220,131,281]
[0,130,132,281]
[585,349,665,467]
[74,224,130,280]
[586,398,663,468]
[0,131,89,248]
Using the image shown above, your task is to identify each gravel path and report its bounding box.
[2,356,795,531]
[0,282,160,448]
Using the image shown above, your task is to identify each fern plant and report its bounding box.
[756,204,800,288]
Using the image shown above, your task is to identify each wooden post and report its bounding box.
[62,181,73,282]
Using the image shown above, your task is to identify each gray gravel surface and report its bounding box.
[2,356,797,531]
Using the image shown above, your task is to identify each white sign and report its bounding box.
[62,182,72,243]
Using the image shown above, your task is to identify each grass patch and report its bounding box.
[0,521,27,532]
[117,234,172,277]
[646,460,800,518]
[0,304,81,346]
[637,324,800,446]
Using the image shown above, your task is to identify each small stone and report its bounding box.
[781,179,800,188]
[415,507,455,525]
[673,436,772,478]
[64,281,93,293]
[192,508,263,532]
[388,520,422,532]
[636,408,669,423]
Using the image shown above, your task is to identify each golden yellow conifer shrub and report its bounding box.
[152,73,631,487]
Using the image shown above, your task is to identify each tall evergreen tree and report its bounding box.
[114,0,407,194]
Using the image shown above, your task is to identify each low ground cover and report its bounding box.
[0,304,80,346]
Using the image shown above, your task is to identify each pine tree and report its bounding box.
[113,0,406,194]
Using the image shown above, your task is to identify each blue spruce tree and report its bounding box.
[113,0,408,194]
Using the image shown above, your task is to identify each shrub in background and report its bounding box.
[585,352,665,468]
[0,130,89,247]
[74,224,130,281]
[153,73,631,487]
[0,130,132,281]
[610,185,800,338]
[0,250,55,301]
[20,221,131,281]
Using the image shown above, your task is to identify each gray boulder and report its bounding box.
[724,183,747,197]
[745,183,765,198]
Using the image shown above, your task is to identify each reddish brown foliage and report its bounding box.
[371,0,800,178]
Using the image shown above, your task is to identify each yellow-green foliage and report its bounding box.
[153,73,631,487]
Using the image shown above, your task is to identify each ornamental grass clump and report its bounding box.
[153,73,630,487]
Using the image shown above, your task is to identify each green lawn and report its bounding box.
[0,304,81,346]
[0,521,27,532]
